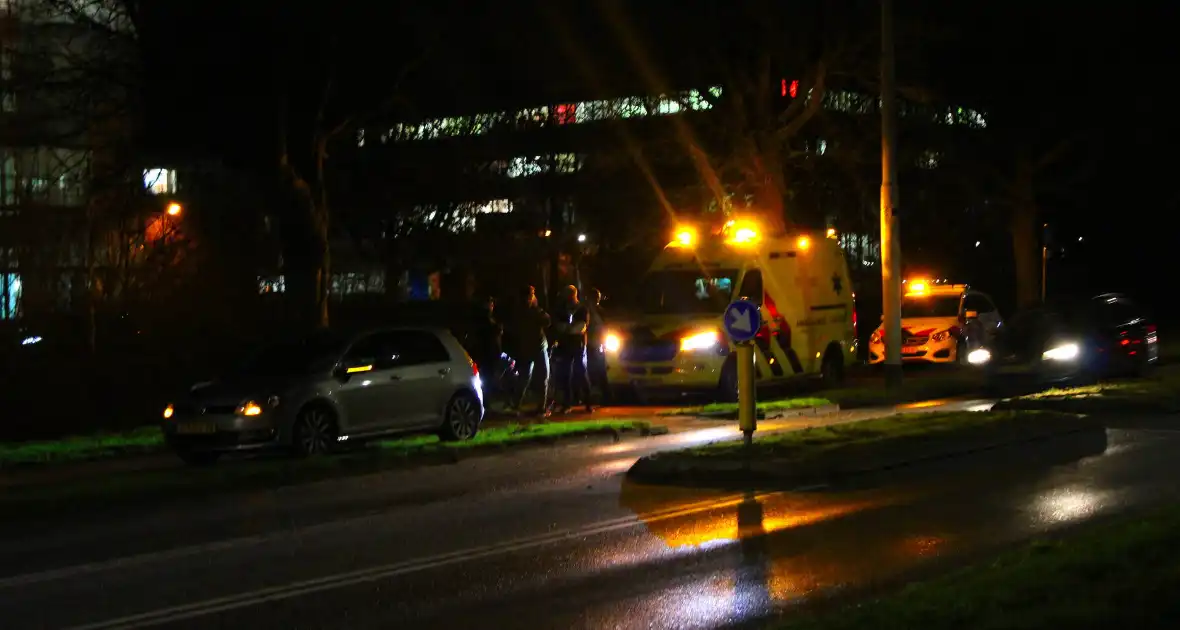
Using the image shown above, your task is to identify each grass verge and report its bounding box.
[773,504,1180,629]
[0,426,164,468]
[0,420,661,520]
[998,366,1180,414]
[664,410,1067,462]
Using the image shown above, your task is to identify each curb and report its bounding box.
[992,398,1180,415]
[627,417,1105,488]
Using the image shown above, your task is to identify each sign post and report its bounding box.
[723,300,761,447]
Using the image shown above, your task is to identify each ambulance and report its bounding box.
[604,219,858,400]
[867,279,1002,365]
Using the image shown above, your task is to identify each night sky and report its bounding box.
[142,0,1178,310]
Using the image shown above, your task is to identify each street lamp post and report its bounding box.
[879,0,904,390]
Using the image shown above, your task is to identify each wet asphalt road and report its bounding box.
[2,408,1179,629]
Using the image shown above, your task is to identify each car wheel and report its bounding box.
[173,447,220,467]
[821,348,845,388]
[440,392,482,442]
[292,405,338,456]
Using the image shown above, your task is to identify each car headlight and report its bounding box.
[604,332,621,352]
[236,395,280,417]
[1042,343,1080,361]
[967,348,991,365]
[163,404,174,419]
[681,330,719,352]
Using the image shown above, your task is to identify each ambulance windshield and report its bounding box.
[640,269,738,315]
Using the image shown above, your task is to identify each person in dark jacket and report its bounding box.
[511,286,551,416]
[475,296,503,369]
[586,288,610,404]
[552,285,592,413]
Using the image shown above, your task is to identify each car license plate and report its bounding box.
[631,378,656,387]
[176,422,217,435]
[998,365,1030,374]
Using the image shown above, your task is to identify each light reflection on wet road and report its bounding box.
[2,421,1180,629]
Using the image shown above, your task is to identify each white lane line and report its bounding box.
[0,487,735,591]
[63,487,817,630]
[0,535,270,590]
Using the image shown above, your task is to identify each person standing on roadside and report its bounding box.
[511,286,551,417]
[586,288,610,405]
[553,285,593,414]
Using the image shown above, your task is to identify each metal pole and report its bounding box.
[880,0,903,390]
[737,342,756,448]
[1041,245,1047,302]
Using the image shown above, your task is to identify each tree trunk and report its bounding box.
[312,137,331,328]
[1009,203,1040,309]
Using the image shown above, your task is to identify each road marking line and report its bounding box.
[63,488,810,630]
[0,535,270,590]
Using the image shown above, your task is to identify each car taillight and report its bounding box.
[471,362,479,377]
[1147,324,1157,334]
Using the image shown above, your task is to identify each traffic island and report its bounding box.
[661,369,986,419]
[659,397,838,420]
[627,410,1102,488]
[769,504,1180,630]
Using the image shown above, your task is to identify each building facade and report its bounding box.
[0,0,148,324]
[334,74,987,299]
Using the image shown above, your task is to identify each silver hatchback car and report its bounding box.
[161,327,485,465]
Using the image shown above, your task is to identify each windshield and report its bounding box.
[639,269,737,315]
[231,330,348,377]
[901,295,960,318]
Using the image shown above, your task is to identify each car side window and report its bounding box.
[1107,300,1142,326]
[737,269,763,303]
[343,334,387,368]
[964,294,994,314]
[387,331,451,367]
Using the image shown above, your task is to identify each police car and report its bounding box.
[868,279,1001,365]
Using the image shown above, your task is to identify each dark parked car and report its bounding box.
[984,293,1157,390]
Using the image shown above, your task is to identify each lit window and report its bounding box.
[1,272,20,320]
[143,168,177,195]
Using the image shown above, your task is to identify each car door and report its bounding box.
[975,293,1002,338]
[381,330,458,428]
[964,293,1001,343]
[333,332,403,433]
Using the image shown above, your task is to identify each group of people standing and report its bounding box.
[472,284,609,417]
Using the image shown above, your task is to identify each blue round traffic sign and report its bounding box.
[723,300,761,343]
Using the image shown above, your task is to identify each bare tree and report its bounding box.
[975,135,1095,308]
[267,7,434,329]
[654,2,877,233]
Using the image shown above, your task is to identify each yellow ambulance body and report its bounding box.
[604,220,858,400]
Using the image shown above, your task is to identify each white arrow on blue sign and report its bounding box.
[723,299,761,343]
